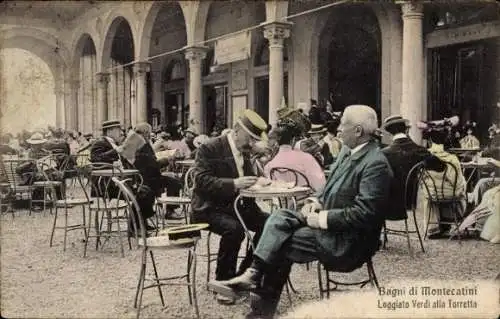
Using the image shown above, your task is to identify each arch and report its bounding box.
[0,28,68,85]
[139,1,188,60]
[101,16,136,70]
[314,5,382,114]
[190,1,213,45]
[72,33,97,74]
[163,58,187,82]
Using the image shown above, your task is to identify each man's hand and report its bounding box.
[300,197,322,216]
[306,213,321,229]
[234,176,258,189]
[486,157,500,168]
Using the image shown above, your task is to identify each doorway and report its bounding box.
[428,39,497,143]
[164,91,185,129]
[204,84,229,133]
[318,7,381,117]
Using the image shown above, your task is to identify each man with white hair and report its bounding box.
[209,105,393,318]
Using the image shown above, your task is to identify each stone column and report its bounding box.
[400,1,424,142]
[185,46,208,133]
[264,22,291,127]
[54,85,65,129]
[67,78,80,131]
[133,62,150,125]
[96,72,110,131]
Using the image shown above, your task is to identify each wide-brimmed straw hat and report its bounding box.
[237,109,268,141]
[382,115,410,131]
[308,124,327,135]
[27,132,47,145]
[102,120,121,131]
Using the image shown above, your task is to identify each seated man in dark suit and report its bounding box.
[209,105,393,318]
[129,123,182,229]
[191,109,270,304]
[381,115,432,221]
[90,120,124,198]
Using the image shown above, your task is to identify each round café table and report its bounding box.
[91,168,140,177]
[176,159,195,168]
[234,185,313,250]
[460,159,494,186]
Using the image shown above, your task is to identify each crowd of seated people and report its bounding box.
[1,99,499,317]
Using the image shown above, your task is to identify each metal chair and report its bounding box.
[49,163,92,254]
[86,163,132,257]
[269,166,313,208]
[382,161,426,255]
[317,258,380,299]
[31,155,63,215]
[156,167,195,226]
[2,156,33,213]
[113,177,206,319]
[419,160,466,240]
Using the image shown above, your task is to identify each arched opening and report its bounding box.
[318,6,381,118]
[204,0,266,132]
[106,18,135,129]
[147,2,187,131]
[75,34,97,134]
[0,48,56,134]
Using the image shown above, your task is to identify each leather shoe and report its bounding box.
[208,268,261,299]
[222,268,261,291]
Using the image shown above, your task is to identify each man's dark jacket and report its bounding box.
[317,141,392,271]
[191,135,259,219]
[89,137,120,198]
[382,136,431,220]
[90,137,119,164]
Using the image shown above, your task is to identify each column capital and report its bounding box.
[263,21,292,46]
[133,61,151,75]
[398,1,424,19]
[96,72,110,87]
[184,46,209,65]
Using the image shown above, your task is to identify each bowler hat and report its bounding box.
[237,109,268,141]
[102,120,121,131]
[382,115,410,131]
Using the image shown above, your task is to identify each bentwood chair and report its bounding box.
[155,167,195,227]
[31,155,64,215]
[317,258,380,299]
[2,156,33,214]
[86,163,131,257]
[269,166,313,209]
[382,161,426,255]
[113,177,207,319]
[419,161,466,241]
[49,164,91,254]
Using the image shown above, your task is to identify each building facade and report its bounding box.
[1,1,499,142]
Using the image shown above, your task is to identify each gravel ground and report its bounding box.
[1,203,499,319]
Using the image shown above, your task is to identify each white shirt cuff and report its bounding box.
[318,210,329,230]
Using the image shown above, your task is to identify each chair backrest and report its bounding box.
[183,167,196,197]
[404,161,426,212]
[2,157,32,187]
[87,162,122,200]
[112,177,147,242]
[269,166,312,189]
[418,160,461,201]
